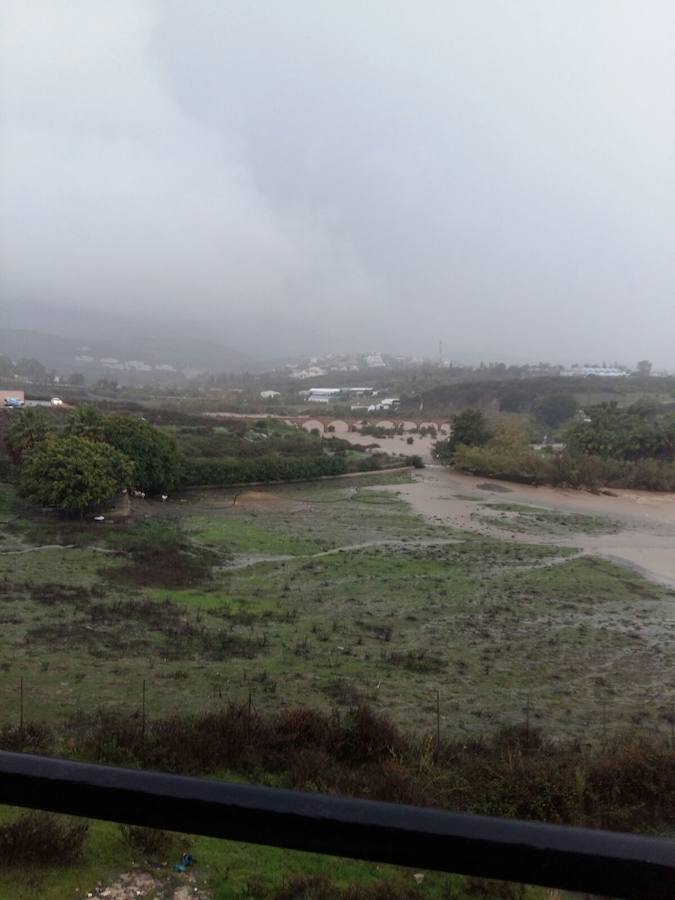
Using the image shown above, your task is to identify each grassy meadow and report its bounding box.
[1,469,674,897]
[0,473,672,737]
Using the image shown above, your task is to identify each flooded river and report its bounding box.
[386,466,675,589]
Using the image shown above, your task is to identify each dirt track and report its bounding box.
[387,466,675,589]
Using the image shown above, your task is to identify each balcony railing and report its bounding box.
[0,750,673,898]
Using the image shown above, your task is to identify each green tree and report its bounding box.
[565,402,675,461]
[103,415,183,493]
[434,408,494,460]
[534,393,579,428]
[19,436,132,516]
[68,372,85,386]
[450,408,493,449]
[4,407,52,463]
[64,404,105,442]
[636,360,653,377]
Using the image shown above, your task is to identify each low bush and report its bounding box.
[118,823,180,858]
[184,453,407,487]
[272,874,421,899]
[0,721,53,753]
[451,445,675,491]
[8,702,675,837]
[0,812,87,866]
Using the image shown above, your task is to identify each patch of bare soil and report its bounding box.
[85,868,210,899]
[234,490,304,511]
[132,489,307,518]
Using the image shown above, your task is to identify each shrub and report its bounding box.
[0,812,87,866]
[0,721,54,754]
[104,522,217,587]
[118,823,180,857]
[272,874,421,899]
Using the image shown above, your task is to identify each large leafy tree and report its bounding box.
[64,404,106,442]
[534,393,579,428]
[103,415,183,493]
[19,436,133,516]
[449,408,494,450]
[4,407,53,463]
[565,402,675,461]
[435,408,494,460]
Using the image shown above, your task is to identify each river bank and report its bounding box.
[386,466,675,588]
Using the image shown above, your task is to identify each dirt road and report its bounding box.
[387,466,675,588]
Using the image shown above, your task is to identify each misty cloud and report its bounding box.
[1,1,674,364]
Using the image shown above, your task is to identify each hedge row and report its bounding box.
[183,453,409,487]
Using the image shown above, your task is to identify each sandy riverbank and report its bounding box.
[386,466,675,588]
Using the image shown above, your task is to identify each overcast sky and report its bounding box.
[1,1,674,365]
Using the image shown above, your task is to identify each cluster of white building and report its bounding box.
[298,387,400,411]
[300,387,375,403]
[74,355,177,373]
[560,366,629,378]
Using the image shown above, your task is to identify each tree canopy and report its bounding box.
[103,415,183,493]
[565,402,675,461]
[64,404,106,442]
[533,393,579,428]
[449,408,494,450]
[434,408,494,459]
[19,436,133,515]
[4,407,53,463]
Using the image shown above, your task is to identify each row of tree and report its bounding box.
[5,407,413,514]
[436,403,675,490]
[6,406,182,515]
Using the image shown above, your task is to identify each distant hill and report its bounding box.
[0,328,254,377]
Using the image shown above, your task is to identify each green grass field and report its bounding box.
[477,502,619,535]
[1,472,674,897]
[0,476,672,735]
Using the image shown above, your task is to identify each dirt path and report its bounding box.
[224,536,466,570]
[86,868,210,899]
[384,467,675,588]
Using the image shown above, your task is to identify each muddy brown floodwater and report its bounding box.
[383,466,675,589]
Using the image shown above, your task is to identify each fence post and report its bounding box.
[435,689,441,762]
[525,692,531,741]
[141,679,146,758]
[19,677,24,733]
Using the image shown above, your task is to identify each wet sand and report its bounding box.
[327,430,437,461]
[386,466,675,589]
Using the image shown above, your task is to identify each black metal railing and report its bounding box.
[0,750,673,898]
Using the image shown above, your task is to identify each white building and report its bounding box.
[305,388,342,403]
[368,397,400,411]
[365,353,386,368]
[290,366,328,379]
[260,390,281,399]
[561,366,628,378]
